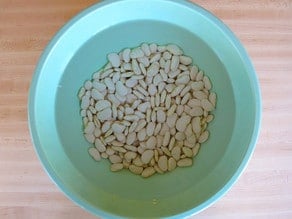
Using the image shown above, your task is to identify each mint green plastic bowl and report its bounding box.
[28,0,261,218]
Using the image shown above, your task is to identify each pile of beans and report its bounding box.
[78,43,216,178]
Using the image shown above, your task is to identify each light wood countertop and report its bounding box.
[0,0,291,218]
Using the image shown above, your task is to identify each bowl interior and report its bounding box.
[57,19,235,216]
[29,1,260,218]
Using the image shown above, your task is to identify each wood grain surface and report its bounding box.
[0,0,291,218]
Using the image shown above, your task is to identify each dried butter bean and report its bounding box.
[179,55,192,65]
[141,150,154,164]
[129,165,143,175]
[141,167,156,178]
[199,131,209,143]
[88,147,101,161]
[192,143,200,157]
[158,155,168,172]
[109,154,122,164]
[177,158,193,167]
[111,163,123,172]
[168,157,177,171]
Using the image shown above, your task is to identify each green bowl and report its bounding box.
[28,0,261,218]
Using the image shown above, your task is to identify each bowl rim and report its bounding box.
[28,0,262,218]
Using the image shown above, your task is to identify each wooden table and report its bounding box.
[1,0,291,218]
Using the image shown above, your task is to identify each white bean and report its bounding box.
[112,123,125,134]
[177,158,192,167]
[201,99,214,111]
[179,55,192,65]
[104,78,115,91]
[176,115,191,132]
[156,110,166,123]
[116,81,128,96]
[147,62,159,77]
[166,44,183,55]
[95,139,106,152]
[146,136,157,149]
[122,48,131,62]
[81,96,90,110]
[146,122,155,136]
[148,84,157,96]
[158,155,168,172]
[130,47,144,59]
[168,157,177,171]
[97,108,112,121]
[141,150,154,164]
[141,167,156,178]
[88,147,101,161]
[171,146,181,161]
[108,53,120,67]
[111,163,124,172]
[129,165,143,175]
[132,59,141,75]
[84,121,95,134]
[199,130,209,143]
